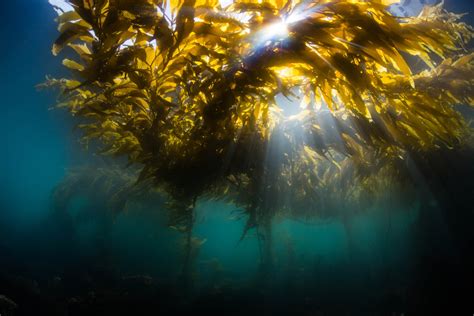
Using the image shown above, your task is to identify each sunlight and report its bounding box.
[48,0,73,14]
[265,21,289,39]
[219,0,233,8]
[254,20,290,45]
[254,5,323,45]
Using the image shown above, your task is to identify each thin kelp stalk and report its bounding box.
[178,197,197,292]
[342,215,357,258]
[262,217,274,273]
[180,212,194,290]
[256,215,275,287]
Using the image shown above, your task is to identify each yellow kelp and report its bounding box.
[47,0,473,226]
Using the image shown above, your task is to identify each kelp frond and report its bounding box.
[48,0,473,225]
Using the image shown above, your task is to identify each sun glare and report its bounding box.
[256,20,290,44]
[268,21,290,39]
[48,0,73,14]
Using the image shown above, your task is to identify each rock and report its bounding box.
[121,275,154,286]
[0,295,18,313]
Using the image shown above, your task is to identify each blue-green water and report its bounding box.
[1,1,474,315]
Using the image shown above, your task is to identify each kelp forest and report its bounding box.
[1,0,474,315]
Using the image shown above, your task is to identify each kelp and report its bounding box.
[51,163,206,289]
[47,0,473,239]
[51,165,157,217]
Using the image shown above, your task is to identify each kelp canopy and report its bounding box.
[47,0,473,228]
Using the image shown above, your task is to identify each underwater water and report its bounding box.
[1,0,474,315]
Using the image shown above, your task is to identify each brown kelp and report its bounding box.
[47,0,473,275]
[51,165,151,216]
[51,164,208,287]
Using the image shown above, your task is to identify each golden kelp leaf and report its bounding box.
[379,0,400,5]
[52,23,91,55]
[62,58,85,71]
[65,79,82,89]
[68,43,92,58]
[56,11,82,24]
